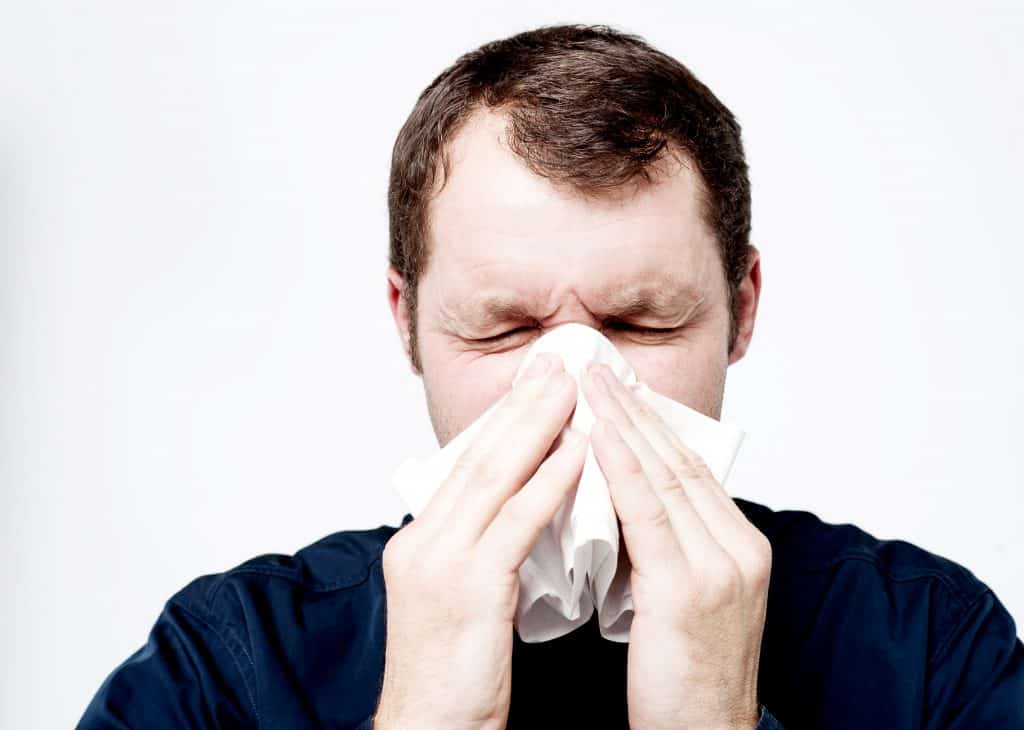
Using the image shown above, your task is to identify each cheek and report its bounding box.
[625,340,725,409]
[430,350,522,432]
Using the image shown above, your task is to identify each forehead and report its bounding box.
[424,109,720,321]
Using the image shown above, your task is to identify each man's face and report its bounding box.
[388,109,760,448]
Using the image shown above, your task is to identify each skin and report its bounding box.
[381,107,766,729]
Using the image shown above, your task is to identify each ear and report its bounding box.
[386,266,421,376]
[727,245,762,365]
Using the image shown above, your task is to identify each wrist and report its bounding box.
[373,702,505,730]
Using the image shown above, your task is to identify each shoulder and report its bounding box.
[78,517,414,727]
[734,501,1024,725]
[733,497,990,610]
[168,515,413,630]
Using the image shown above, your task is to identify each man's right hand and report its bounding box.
[373,352,587,730]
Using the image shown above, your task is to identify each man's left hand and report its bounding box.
[581,363,771,730]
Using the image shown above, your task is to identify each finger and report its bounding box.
[583,369,722,568]
[478,428,589,572]
[657,433,763,557]
[587,416,688,576]
[595,364,748,525]
[415,352,565,528]
[433,354,580,545]
[591,364,752,545]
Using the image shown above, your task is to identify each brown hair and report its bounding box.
[388,23,752,372]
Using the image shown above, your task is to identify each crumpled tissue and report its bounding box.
[391,322,744,642]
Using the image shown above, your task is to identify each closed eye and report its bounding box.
[476,323,681,343]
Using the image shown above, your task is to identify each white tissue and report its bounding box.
[391,322,744,643]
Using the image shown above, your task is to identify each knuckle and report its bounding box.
[469,459,503,490]
[752,529,772,559]
[669,453,703,481]
[496,492,533,528]
[744,532,773,584]
[698,555,743,604]
[449,448,479,482]
[615,443,645,478]
[641,504,674,533]
[636,402,666,429]
[652,468,685,495]
[632,399,654,419]
[452,448,499,489]
[381,533,413,577]
[672,445,711,479]
[622,458,646,480]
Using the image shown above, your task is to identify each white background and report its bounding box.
[2,1,1022,727]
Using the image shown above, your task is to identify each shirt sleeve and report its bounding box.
[358,707,779,730]
[77,597,258,729]
[926,588,1024,729]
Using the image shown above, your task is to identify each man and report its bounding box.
[79,23,1023,729]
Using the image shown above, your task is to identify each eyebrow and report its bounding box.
[454,280,703,329]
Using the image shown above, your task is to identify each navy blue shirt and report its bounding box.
[78,498,1024,729]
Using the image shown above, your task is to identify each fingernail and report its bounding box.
[525,354,552,379]
[544,371,569,395]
